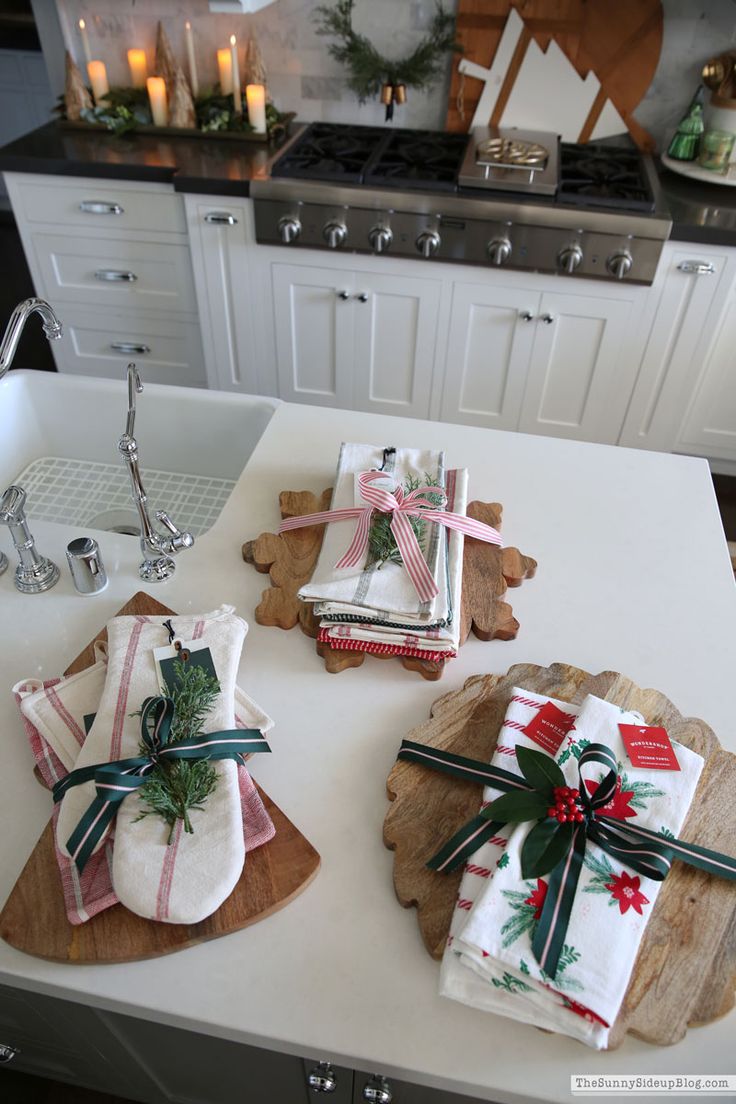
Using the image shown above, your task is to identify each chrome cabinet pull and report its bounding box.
[355,292,369,302]
[204,211,238,225]
[519,310,533,321]
[0,1044,19,1064]
[94,270,137,283]
[79,200,124,215]
[110,342,150,355]
[362,1075,392,1104]
[541,313,555,324]
[307,1061,337,1093]
[677,260,716,275]
[337,290,350,300]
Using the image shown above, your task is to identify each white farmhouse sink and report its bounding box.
[0,371,281,536]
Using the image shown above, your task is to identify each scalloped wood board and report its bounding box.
[243,494,537,681]
[0,592,320,963]
[383,663,736,1048]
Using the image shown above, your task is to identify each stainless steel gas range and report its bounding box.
[251,123,671,285]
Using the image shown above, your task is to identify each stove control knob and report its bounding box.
[607,250,633,280]
[277,216,301,244]
[323,220,348,249]
[486,237,512,266]
[558,243,583,273]
[368,225,393,254]
[416,230,441,258]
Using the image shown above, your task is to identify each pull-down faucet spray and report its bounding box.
[118,364,194,582]
[0,298,62,379]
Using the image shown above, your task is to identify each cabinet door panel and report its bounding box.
[273,263,353,408]
[520,292,632,442]
[353,271,441,418]
[440,282,536,429]
[677,288,736,460]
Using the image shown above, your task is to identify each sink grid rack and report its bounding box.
[13,456,236,538]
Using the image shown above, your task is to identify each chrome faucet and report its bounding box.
[118,364,194,582]
[0,298,63,378]
[0,485,60,593]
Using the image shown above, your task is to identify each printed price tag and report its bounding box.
[522,701,576,755]
[619,723,680,771]
[153,640,218,696]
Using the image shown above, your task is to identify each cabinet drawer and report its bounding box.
[31,233,197,313]
[15,176,186,234]
[54,308,206,387]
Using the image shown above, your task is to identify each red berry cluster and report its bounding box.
[547,786,584,823]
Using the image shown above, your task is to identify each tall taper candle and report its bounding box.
[127,48,148,88]
[184,21,199,97]
[78,19,92,66]
[217,47,232,95]
[87,60,109,105]
[246,83,266,132]
[146,76,168,127]
[230,35,241,115]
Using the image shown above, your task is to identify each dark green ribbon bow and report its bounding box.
[396,738,736,978]
[53,696,271,873]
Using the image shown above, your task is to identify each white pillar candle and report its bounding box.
[185,21,199,97]
[217,47,232,95]
[246,83,267,133]
[146,76,168,127]
[127,48,148,89]
[78,19,92,66]
[230,35,241,115]
[87,60,109,106]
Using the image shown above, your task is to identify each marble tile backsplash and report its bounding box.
[54,0,736,147]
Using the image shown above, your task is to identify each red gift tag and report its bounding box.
[522,701,576,756]
[619,723,680,771]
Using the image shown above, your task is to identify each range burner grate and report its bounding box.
[364,130,469,192]
[271,123,387,183]
[558,143,655,212]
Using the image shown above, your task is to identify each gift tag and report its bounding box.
[153,640,219,696]
[619,723,681,771]
[523,701,576,755]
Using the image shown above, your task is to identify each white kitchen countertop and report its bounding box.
[1,401,734,1104]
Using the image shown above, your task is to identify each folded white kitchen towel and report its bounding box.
[440,689,591,1035]
[299,443,447,618]
[456,692,704,1048]
[55,606,249,924]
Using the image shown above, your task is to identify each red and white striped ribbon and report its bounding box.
[279,470,503,602]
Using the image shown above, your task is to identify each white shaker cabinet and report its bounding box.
[269,259,444,419]
[440,277,641,443]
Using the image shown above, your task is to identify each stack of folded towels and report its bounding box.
[296,443,470,665]
[440,688,704,1049]
[13,606,274,926]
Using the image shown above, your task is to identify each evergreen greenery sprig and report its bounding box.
[313,0,459,101]
[134,663,220,843]
[366,473,444,569]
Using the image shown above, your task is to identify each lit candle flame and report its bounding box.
[230,34,236,46]
[185,20,191,30]
[79,18,85,29]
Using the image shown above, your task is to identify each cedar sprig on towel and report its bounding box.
[367,472,444,568]
[134,663,220,843]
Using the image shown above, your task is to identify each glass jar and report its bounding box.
[698,128,736,171]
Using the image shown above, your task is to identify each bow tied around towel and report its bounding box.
[53,695,271,873]
[279,469,503,602]
[396,739,736,978]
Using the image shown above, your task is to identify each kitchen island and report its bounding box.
[0,394,734,1104]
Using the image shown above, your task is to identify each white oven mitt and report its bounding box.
[55,606,248,924]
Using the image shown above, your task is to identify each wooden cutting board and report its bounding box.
[383,663,736,1048]
[0,592,320,964]
[243,493,537,681]
[446,0,662,150]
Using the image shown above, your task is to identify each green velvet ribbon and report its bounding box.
[396,738,736,978]
[53,695,271,873]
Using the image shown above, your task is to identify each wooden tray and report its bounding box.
[383,663,736,1048]
[242,492,537,681]
[0,593,320,964]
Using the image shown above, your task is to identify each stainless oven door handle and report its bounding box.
[79,200,124,215]
[94,270,138,282]
[110,342,150,355]
[677,260,716,275]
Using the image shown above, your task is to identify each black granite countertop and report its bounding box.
[5,122,736,247]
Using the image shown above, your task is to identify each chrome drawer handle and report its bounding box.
[94,270,137,282]
[110,342,150,355]
[79,200,124,215]
[541,313,555,324]
[307,1061,337,1093]
[0,1043,20,1064]
[204,212,238,225]
[519,310,533,321]
[677,260,716,275]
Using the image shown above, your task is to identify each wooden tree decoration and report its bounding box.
[154,21,179,91]
[245,36,268,95]
[64,50,92,120]
[169,67,196,128]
